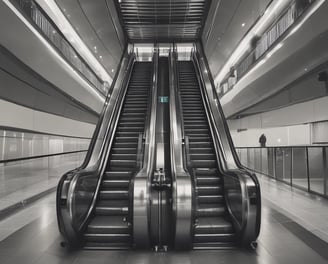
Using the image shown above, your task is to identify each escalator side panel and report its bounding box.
[177,61,236,249]
[83,62,153,250]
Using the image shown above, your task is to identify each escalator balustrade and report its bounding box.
[177,61,236,249]
[83,62,152,249]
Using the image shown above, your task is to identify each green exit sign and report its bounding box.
[158,96,169,103]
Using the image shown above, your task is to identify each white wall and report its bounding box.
[0,99,95,138]
[228,96,328,147]
[228,96,328,130]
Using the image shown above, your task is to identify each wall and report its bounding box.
[228,96,328,147]
[0,129,89,162]
[231,124,311,147]
[0,99,95,138]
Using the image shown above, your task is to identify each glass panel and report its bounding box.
[326,147,328,196]
[261,148,269,175]
[268,148,274,177]
[275,148,284,181]
[254,148,261,172]
[308,147,325,195]
[248,148,255,170]
[292,147,308,189]
[239,148,248,167]
[283,148,292,184]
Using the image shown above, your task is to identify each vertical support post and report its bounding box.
[323,147,327,196]
[306,147,310,191]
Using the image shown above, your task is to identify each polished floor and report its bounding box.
[0,152,85,215]
[0,175,328,264]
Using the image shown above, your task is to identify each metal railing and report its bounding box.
[12,0,108,95]
[236,146,328,198]
[219,0,316,98]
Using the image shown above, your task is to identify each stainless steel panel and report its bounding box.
[116,0,209,41]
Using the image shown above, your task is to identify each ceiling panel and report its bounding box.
[202,0,272,77]
[116,0,211,42]
[55,0,126,78]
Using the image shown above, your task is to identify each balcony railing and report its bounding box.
[236,146,328,198]
[12,0,108,96]
[219,0,316,98]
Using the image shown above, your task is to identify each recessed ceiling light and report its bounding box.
[241,23,246,27]
[111,69,114,72]
[99,55,102,59]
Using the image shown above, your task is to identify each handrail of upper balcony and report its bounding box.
[12,0,108,96]
[218,0,316,98]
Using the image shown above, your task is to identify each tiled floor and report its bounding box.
[0,152,85,215]
[258,174,328,243]
[0,174,327,263]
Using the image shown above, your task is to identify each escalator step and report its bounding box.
[117,127,144,132]
[87,216,130,234]
[109,160,137,168]
[193,233,236,243]
[99,190,129,200]
[185,129,209,134]
[196,186,222,196]
[193,168,218,176]
[118,123,144,128]
[84,242,131,250]
[196,176,221,185]
[84,233,131,243]
[110,154,137,160]
[196,204,226,217]
[194,217,234,234]
[193,242,236,250]
[104,171,134,179]
[111,148,137,154]
[190,153,216,160]
[102,179,130,189]
[189,147,214,154]
[95,200,129,216]
[114,137,139,143]
[197,195,224,204]
[191,160,217,168]
[112,142,138,148]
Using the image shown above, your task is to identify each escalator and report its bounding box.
[83,62,152,249]
[57,47,260,251]
[177,61,236,249]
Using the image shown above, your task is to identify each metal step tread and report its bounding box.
[84,242,131,250]
[195,217,234,232]
[88,216,129,229]
[192,242,236,250]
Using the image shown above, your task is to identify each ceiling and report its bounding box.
[115,0,211,42]
[202,0,272,78]
[54,0,125,78]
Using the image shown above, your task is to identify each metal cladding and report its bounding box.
[116,0,210,42]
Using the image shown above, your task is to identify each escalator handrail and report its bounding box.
[191,45,261,245]
[77,56,136,230]
[132,50,159,248]
[57,52,135,245]
[168,50,193,249]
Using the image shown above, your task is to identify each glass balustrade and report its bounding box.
[236,145,328,198]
